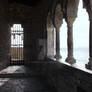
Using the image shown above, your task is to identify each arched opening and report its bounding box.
[73,0,89,65]
[11,24,24,64]
[59,0,89,66]
[60,19,67,61]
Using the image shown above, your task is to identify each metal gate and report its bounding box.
[11,24,24,64]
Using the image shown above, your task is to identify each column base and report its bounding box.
[65,56,76,64]
[85,58,92,70]
[54,54,62,59]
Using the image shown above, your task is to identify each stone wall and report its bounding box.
[7,1,92,92]
[8,0,50,63]
[0,0,10,70]
[29,60,92,92]
[0,22,10,70]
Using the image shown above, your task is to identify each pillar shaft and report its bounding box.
[67,26,73,57]
[65,17,76,64]
[86,21,92,69]
[89,21,92,58]
[54,4,63,59]
[47,29,55,57]
[55,27,61,58]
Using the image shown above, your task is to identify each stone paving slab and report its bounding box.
[0,66,56,92]
[0,66,29,74]
[0,77,55,92]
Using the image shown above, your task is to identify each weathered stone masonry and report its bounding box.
[0,0,92,92]
[0,0,10,70]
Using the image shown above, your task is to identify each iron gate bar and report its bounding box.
[11,24,24,64]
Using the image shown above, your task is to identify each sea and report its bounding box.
[60,48,89,63]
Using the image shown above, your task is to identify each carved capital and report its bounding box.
[66,17,75,28]
[54,4,63,28]
[66,0,79,18]
[47,14,54,29]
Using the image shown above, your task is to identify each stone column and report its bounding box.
[54,27,62,59]
[54,4,63,59]
[47,28,55,57]
[65,17,76,64]
[47,14,55,58]
[86,20,92,69]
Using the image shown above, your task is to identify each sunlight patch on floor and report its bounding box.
[0,78,9,86]
[0,66,23,74]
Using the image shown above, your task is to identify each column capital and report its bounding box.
[54,4,63,28]
[65,17,76,28]
[54,18,63,29]
[47,14,54,29]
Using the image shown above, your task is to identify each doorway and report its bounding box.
[11,24,24,64]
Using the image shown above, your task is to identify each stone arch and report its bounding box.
[83,0,92,70]
[45,0,80,64]
[72,0,89,63]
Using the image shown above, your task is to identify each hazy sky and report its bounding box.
[60,0,89,48]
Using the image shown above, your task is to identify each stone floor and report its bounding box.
[0,66,56,92]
